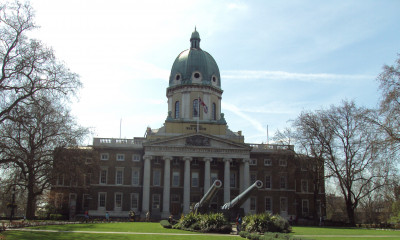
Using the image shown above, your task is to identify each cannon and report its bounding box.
[193,180,222,214]
[221,180,263,219]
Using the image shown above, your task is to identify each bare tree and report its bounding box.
[291,101,394,226]
[0,1,80,124]
[0,97,89,219]
[274,113,328,224]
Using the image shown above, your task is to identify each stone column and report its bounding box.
[243,158,250,214]
[203,157,211,193]
[162,156,172,218]
[183,156,192,214]
[223,158,232,203]
[142,155,152,217]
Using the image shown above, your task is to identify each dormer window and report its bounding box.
[211,75,218,87]
[192,71,202,83]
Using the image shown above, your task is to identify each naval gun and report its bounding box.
[221,180,263,220]
[193,180,222,214]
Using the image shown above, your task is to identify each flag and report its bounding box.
[199,97,208,113]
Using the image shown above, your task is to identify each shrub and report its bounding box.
[238,231,313,240]
[180,212,201,229]
[160,220,172,228]
[242,213,291,234]
[175,212,231,233]
[49,214,65,220]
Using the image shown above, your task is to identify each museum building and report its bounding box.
[51,29,326,220]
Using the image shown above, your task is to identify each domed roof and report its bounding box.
[169,29,221,89]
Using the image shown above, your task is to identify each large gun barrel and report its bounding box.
[194,180,222,213]
[221,180,263,210]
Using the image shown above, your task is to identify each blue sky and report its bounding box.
[30,0,400,144]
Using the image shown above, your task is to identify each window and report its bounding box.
[212,103,216,120]
[154,157,161,164]
[101,153,109,161]
[100,168,108,184]
[152,194,160,209]
[153,170,161,186]
[301,163,307,171]
[192,158,199,165]
[132,169,140,186]
[84,173,91,186]
[116,154,125,161]
[230,172,237,188]
[98,192,106,209]
[69,193,77,207]
[55,193,63,208]
[211,159,217,166]
[57,174,64,186]
[85,158,92,164]
[265,175,271,189]
[250,159,257,166]
[131,193,139,209]
[115,193,122,210]
[302,199,309,216]
[132,154,141,161]
[280,176,287,189]
[317,200,321,216]
[173,157,180,165]
[301,180,308,192]
[280,197,288,213]
[175,101,180,119]
[172,171,180,187]
[192,172,199,187]
[116,168,124,185]
[264,159,272,166]
[250,173,257,184]
[171,194,180,203]
[83,194,90,209]
[250,197,256,211]
[265,197,272,212]
[211,172,218,186]
[279,159,287,166]
[193,99,199,117]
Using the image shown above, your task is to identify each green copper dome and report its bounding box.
[169,29,221,89]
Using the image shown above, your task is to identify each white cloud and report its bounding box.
[222,70,373,83]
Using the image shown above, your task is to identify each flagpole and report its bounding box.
[197,93,200,133]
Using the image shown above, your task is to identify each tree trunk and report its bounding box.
[346,201,356,226]
[26,172,37,219]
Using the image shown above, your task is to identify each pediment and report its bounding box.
[143,133,250,151]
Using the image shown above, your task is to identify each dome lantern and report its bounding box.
[190,27,200,49]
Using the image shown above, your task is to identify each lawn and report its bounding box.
[1,222,239,240]
[2,222,400,240]
[290,226,400,239]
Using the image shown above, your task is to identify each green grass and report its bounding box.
[290,226,400,239]
[1,231,239,240]
[1,222,238,240]
[28,222,196,233]
[2,222,400,240]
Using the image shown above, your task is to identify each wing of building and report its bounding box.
[51,29,326,222]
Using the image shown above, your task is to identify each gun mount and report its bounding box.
[221,180,263,220]
[193,180,222,214]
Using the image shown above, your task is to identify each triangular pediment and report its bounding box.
[144,133,250,150]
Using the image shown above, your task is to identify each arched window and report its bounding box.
[212,103,216,120]
[193,99,199,117]
[175,101,180,119]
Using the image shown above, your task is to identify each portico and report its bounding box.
[142,133,251,218]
